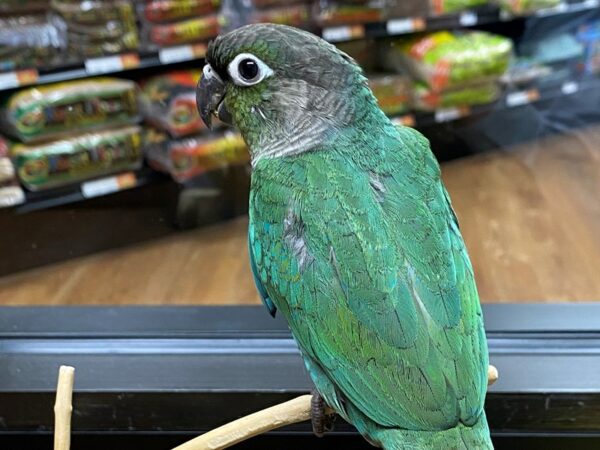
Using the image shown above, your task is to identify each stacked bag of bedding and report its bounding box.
[496,0,561,15]
[50,0,139,59]
[314,0,491,26]
[0,1,66,71]
[220,0,313,33]
[1,78,143,191]
[137,0,220,50]
[0,134,25,207]
[384,31,513,111]
[141,70,249,183]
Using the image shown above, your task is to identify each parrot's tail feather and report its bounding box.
[372,415,493,450]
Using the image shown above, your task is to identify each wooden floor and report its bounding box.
[1,127,599,305]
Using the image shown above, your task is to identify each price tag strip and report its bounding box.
[386,17,426,35]
[0,69,39,90]
[506,89,540,107]
[561,81,579,95]
[391,114,416,127]
[459,11,478,26]
[435,106,470,123]
[159,44,207,64]
[85,53,140,75]
[322,25,365,42]
[81,172,137,199]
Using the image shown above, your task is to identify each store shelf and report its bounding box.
[14,167,167,214]
[322,0,600,42]
[0,44,207,93]
[391,76,598,128]
[1,2,597,90]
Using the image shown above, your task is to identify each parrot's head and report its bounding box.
[197,24,381,163]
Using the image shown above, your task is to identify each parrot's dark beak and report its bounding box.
[197,64,232,129]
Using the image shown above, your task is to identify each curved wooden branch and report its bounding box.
[173,365,499,450]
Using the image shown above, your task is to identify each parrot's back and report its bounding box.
[248,122,492,450]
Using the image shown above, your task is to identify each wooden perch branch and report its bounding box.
[54,365,75,450]
[172,395,316,450]
[173,365,499,450]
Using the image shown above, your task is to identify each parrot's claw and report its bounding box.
[311,390,335,438]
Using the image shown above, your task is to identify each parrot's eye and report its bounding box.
[228,53,273,87]
[239,59,258,80]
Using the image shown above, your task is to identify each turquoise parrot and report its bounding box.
[197,24,492,450]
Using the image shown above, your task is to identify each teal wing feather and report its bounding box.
[249,235,277,317]
[249,125,488,434]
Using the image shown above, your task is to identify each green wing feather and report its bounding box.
[249,125,488,437]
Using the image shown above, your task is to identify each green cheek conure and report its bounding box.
[197,24,492,450]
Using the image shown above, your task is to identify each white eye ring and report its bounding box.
[227,53,273,87]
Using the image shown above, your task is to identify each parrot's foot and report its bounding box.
[311,390,335,438]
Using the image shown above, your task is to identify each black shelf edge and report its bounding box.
[321,0,599,43]
[13,167,168,214]
[0,47,206,93]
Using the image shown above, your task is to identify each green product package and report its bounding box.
[1,78,140,143]
[412,81,500,111]
[390,31,513,90]
[11,125,143,191]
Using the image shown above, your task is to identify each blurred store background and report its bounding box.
[0,0,598,304]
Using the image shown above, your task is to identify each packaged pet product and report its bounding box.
[0,14,66,71]
[0,135,25,207]
[145,129,249,182]
[148,15,219,47]
[220,0,312,32]
[141,71,205,138]
[412,81,500,111]
[369,74,412,116]
[429,0,489,15]
[51,0,139,58]
[315,0,386,26]
[385,0,430,19]
[497,0,560,15]
[389,31,512,90]
[140,0,221,23]
[11,125,143,191]
[0,0,50,14]
[1,78,139,143]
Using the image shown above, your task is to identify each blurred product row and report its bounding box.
[309,0,561,27]
[346,15,600,113]
[0,70,249,209]
[3,11,600,208]
[0,0,576,72]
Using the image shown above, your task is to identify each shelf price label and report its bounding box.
[459,11,478,26]
[506,89,540,107]
[391,114,416,127]
[85,54,140,75]
[159,44,207,64]
[322,25,365,42]
[435,107,470,123]
[561,81,579,95]
[81,172,137,199]
[0,69,39,90]
[386,17,426,35]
